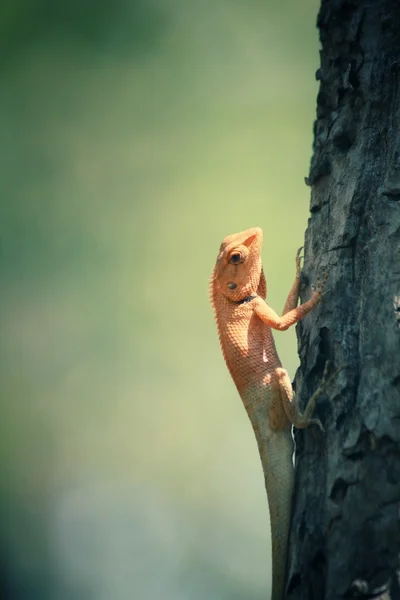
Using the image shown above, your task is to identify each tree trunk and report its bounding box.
[287,1,400,599]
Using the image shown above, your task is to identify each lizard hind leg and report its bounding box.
[274,364,340,431]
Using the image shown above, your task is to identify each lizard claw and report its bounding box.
[322,359,332,381]
[296,246,304,277]
[308,418,325,432]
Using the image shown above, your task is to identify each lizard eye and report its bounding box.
[229,252,242,264]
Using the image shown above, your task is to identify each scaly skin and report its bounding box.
[210,227,328,600]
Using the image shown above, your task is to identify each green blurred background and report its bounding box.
[0,1,320,598]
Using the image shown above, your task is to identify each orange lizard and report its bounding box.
[210,227,333,600]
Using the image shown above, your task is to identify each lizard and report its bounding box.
[209,226,335,600]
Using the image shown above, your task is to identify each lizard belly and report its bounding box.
[224,317,280,396]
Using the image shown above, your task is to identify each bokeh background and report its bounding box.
[1,1,320,598]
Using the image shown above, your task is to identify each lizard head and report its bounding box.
[212,227,263,302]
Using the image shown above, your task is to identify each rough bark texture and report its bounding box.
[288,1,400,599]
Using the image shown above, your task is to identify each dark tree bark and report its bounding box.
[288,1,400,599]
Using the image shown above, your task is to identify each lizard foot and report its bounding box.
[311,266,330,298]
[292,361,346,430]
[319,360,347,392]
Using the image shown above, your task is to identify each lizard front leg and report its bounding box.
[254,268,327,331]
[281,246,303,315]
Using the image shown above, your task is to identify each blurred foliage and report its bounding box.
[0,0,167,58]
[0,1,320,598]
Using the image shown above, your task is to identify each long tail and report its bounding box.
[264,433,294,600]
[250,412,294,600]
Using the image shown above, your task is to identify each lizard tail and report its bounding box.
[256,427,295,600]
